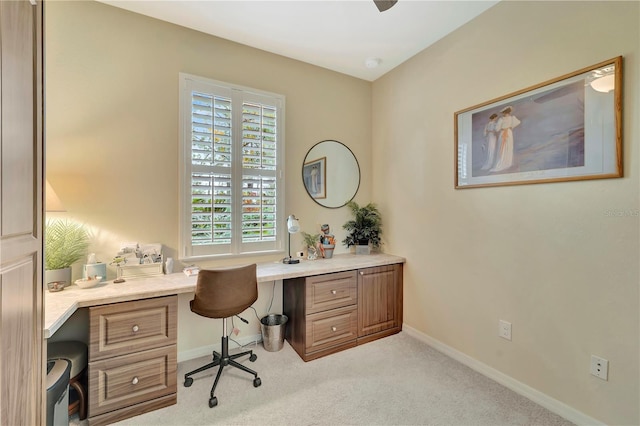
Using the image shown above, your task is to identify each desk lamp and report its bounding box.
[283,214,300,264]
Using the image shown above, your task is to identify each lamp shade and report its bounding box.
[287,215,300,233]
[45,180,66,212]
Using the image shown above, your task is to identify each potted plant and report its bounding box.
[342,201,382,254]
[45,219,90,287]
[300,231,320,260]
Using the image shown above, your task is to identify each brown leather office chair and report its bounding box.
[183,264,261,408]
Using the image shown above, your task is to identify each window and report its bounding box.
[179,73,285,259]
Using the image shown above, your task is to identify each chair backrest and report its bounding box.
[190,264,258,319]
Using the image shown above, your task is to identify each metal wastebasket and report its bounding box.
[260,314,288,352]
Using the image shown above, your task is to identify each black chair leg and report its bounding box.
[229,359,258,378]
[209,361,225,402]
[184,322,262,407]
[229,349,253,361]
[184,354,221,382]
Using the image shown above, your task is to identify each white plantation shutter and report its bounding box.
[180,74,285,259]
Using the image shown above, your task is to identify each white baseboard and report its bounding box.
[402,324,604,426]
[178,333,263,363]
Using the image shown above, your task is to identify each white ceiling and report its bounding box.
[98,0,499,81]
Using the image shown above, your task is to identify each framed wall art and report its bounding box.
[455,56,622,189]
[303,156,326,199]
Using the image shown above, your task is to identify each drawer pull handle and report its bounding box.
[131,377,139,385]
[331,290,337,295]
[132,325,139,333]
[360,271,364,275]
[331,326,337,332]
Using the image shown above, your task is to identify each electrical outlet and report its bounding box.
[590,355,609,380]
[498,320,512,341]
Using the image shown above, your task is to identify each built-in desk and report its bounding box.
[44,253,405,338]
[44,253,404,425]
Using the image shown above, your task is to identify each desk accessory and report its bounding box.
[47,281,65,292]
[75,276,102,289]
[183,265,199,276]
[83,263,107,282]
[112,243,165,279]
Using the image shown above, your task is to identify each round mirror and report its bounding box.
[302,140,360,208]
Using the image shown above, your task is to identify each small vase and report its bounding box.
[307,246,318,260]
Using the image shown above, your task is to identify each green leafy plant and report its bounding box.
[45,219,90,270]
[342,201,382,249]
[300,231,320,248]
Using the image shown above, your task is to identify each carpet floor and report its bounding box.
[72,332,574,425]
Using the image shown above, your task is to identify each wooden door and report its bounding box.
[0,0,44,425]
[357,264,401,338]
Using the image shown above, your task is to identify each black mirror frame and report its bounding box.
[301,140,360,209]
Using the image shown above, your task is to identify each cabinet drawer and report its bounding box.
[306,271,357,314]
[88,345,177,417]
[90,296,177,361]
[305,305,357,353]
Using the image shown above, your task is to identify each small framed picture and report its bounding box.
[303,156,326,199]
[455,56,622,188]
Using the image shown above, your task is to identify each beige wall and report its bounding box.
[372,1,639,425]
[45,0,372,275]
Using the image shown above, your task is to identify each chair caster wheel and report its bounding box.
[184,377,193,387]
[249,353,257,362]
[209,396,218,408]
[253,377,261,387]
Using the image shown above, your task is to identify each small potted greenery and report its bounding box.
[342,201,382,254]
[45,219,90,287]
[300,231,320,260]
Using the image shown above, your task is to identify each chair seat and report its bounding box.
[47,341,87,378]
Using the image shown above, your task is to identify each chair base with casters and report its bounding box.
[183,316,261,408]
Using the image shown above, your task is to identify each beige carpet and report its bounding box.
[72,332,574,425]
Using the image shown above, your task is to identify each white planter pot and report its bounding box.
[355,243,370,255]
[45,267,71,288]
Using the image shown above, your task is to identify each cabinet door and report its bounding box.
[357,265,401,337]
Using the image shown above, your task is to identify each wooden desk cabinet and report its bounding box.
[87,295,177,426]
[284,263,402,361]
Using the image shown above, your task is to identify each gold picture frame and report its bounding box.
[455,56,622,189]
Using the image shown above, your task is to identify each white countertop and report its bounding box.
[44,253,405,338]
